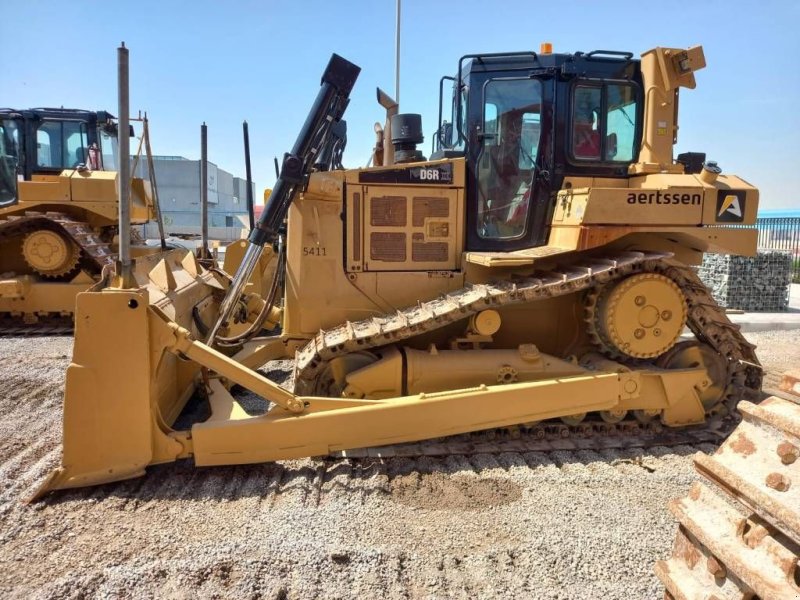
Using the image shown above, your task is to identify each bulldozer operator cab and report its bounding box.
[0,108,122,208]
[434,50,642,252]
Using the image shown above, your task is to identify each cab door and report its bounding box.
[466,75,555,251]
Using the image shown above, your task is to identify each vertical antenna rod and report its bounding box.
[243,120,255,230]
[200,122,209,259]
[395,0,401,106]
[116,42,133,287]
[143,114,167,251]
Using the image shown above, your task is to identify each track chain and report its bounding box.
[0,211,115,334]
[0,315,74,336]
[330,420,726,459]
[0,210,116,270]
[292,250,762,453]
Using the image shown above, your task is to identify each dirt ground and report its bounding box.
[0,330,797,599]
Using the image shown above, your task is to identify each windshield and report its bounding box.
[0,118,21,207]
[477,78,543,240]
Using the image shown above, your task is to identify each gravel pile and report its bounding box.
[697,250,792,311]
[0,330,797,599]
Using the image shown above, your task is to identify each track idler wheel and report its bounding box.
[657,341,730,412]
[22,229,81,278]
[588,273,687,360]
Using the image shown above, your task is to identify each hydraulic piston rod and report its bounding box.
[206,54,360,345]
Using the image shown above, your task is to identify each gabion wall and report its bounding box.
[697,250,793,311]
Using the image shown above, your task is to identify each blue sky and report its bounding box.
[3,1,799,209]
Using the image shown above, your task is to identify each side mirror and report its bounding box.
[606,132,618,159]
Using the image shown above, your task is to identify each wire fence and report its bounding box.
[757,217,800,283]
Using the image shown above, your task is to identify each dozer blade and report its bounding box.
[32,248,715,499]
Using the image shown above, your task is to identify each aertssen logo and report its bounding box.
[626,190,701,205]
[716,190,746,222]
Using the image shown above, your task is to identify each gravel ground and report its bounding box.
[0,330,797,599]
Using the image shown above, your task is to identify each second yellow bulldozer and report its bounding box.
[0,107,158,332]
[35,44,763,497]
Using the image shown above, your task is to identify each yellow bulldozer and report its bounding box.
[0,107,159,333]
[34,43,763,498]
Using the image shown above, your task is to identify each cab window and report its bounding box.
[36,121,88,169]
[37,123,60,167]
[477,78,542,240]
[570,82,638,163]
[100,127,118,170]
[572,86,601,160]
[606,84,637,161]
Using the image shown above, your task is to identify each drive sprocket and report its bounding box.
[586,272,687,360]
[21,229,81,278]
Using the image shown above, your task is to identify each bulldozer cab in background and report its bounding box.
[0,108,123,208]
[0,107,158,332]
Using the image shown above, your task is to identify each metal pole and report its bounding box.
[395,0,401,107]
[200,122,209,259]
[243,120,255,230]
[116,42,133,287]
[143,114,167,251]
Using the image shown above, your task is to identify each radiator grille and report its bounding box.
[412,241,449,262]
[370,196,407,227]
[412,197,449,226]
[411,233,448,262]
[370,232,406,262]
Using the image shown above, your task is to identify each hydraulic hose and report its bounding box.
[214,236,286,348]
